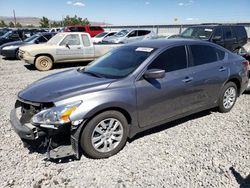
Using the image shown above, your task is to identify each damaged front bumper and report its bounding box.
[10,100,83,160]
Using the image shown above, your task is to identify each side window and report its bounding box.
[81,34,91,47]
[78,27,86,32]
[60,34,80,46]
[190,45,219,66]
[128,31,137,37]
[213,27,223,39]
[138,30,150,36]
[148,46,187,72]
[234,26,247,39]
[223,27,236,39]
[107,32,115,37]
[69,27,78,32]
[90,27,102,31]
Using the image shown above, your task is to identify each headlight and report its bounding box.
[2,45,17,50]
[31,101,82,126]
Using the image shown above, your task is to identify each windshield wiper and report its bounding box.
[82,70,103,78]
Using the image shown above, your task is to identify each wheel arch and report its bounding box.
[34,53,54,63]
[225,77,241,96]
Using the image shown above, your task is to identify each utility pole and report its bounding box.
[13,9,17,27]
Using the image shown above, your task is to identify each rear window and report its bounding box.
[190,45,225,66]
[90,27,102,31]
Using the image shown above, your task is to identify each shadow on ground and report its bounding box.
[230,167,250,188]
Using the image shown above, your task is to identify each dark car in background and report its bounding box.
[0,28,12,37]
[0,32,56,59]
[10,39,249,159]
[169,25,248,52]
[0,28,47,46]
[64,25,104,37]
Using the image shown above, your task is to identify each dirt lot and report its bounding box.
[0,57,249,188]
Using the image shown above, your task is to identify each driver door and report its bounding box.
[56,34,83,61]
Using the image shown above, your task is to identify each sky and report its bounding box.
[0,0,250,25]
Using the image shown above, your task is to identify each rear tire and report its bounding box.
[35,56,53,71]
[80,111,128,159]
[218,82,238,113]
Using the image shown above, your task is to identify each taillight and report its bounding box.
[241,61,249,70]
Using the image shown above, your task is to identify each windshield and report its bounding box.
[95,32,108,38]
[47,33,65,45]
[83,46,156,79]
[114,30,129,37]
[24,34,39,42]
[2,31,12,38]
[180,27,214,39]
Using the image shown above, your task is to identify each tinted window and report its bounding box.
[213,27,223,39]
[148,46,187,72]
[223,27,235,39]
[234,26,247,39]
[107,32,116,37]
[128,30,137,37]
[190,45,224,66]
[37,36,48,43]
[138,30,150,36]
[60,34,80,45]
[78,27,86,32]
[68,27,78,32]
[181,27,214,39]
[90,27,102,31]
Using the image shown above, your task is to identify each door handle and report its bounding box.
[77,47,81,49]
[182,76,193,83]
[219,66,227,72]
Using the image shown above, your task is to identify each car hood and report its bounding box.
[20,43,51,52]
[1,41,26,48]
[18,69,114,103]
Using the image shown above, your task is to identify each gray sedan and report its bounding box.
[10,39,249,159]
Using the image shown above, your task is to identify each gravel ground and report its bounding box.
[0,57,249,188]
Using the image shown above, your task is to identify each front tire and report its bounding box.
[80,111,128,159]
[218,82,238,113]
[35,56,53,71]
[15,49,21,60]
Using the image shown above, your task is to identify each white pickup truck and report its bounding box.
[19,32,120,71]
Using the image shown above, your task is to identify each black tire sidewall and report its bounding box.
[218,82,238,113]
[15,49,20,60]
[80,111,129,159]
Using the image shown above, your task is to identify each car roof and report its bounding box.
[127,39,220,49]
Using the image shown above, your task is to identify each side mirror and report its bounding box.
[144,69,165,79]
[65,43,70,49]
[212,36,222,42]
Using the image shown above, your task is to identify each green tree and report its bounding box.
[63,15,89,26]
[16,22,22,28]
[39,16,49,28]
[9,21,15,27]
[0,20,7,27]
[50,21,62,27]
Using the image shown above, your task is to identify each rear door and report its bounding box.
[187,44,229,107]
[136,45,198,127]
[223,26,238,51]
